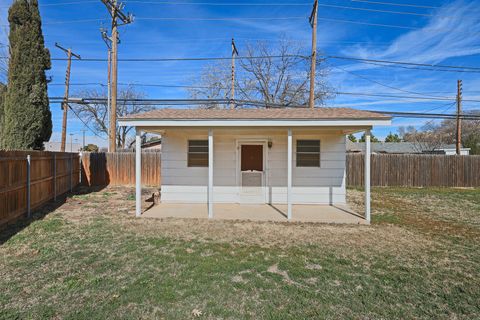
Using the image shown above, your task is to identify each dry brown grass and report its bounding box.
[1,186,478,319]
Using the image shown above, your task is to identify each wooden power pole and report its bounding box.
[101,28,113,152]
[101,0,133,152]
[308,0,318,109]
[230,38,239,109]
[55,43,81,152]
[456,79,463,155]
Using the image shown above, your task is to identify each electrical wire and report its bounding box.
[6,53,476,74]
[350,0,440,9]
[328,63,452,99]
[48,83,480,103]
[125,1,432,16]
[51,97,480,120]
[67,105,108,140]
[324,55,480,72]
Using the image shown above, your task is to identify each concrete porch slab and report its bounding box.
[142,203,366,224]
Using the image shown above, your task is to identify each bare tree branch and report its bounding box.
[71,85,154,149]
[189,39,332,108]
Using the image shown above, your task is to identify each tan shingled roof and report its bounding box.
[121,108,390,120]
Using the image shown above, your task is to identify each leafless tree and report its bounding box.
[399,110,480,153]
[400,123,448,153]
[189,39,332,108]
[432,110,480,144]
[71,85,154,149]
[188,62,231,108]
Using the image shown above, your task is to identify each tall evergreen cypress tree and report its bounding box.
[1,0,51,150]
[0,83,6,143]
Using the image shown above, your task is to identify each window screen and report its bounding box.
[188,140,208,167]
[296,140,320,167]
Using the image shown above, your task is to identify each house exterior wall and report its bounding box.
[160,128,346,205]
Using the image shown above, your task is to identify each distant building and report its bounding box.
[428,145,470,156]
[142,138,162,151]
[347,141,470,155]
[44,141,82,152]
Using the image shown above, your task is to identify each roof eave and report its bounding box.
[118,118,392,127]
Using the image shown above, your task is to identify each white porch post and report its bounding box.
[287,128,292,220]
[365,129,371,223]
[208,129,214,218]
[135,128,142,217]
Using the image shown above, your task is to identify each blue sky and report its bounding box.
[0,0,479,147]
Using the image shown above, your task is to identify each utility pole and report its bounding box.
[308,0,318,109]
[101,28,113,152]
[230,38,239,109]
[456,79,463,155]
[82,129,86,149]
[70,133,74,153]
[55,43,81,152]
[101,0,133,152]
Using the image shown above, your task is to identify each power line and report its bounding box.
[67,104,107,140]
[51,97,480,119]
[362,110,480,120]
[126,1,312,5]
[5,53,476,75]
[136,16,307,21]
[134,16,419,29]
[8,53,476,74]
[316,3,432,17]
[349,60,480,74]
[125,1,432,16]
[329,63,452,99]
[0,54,306,62]
[335,92,480,103]
[324,55,480,72]
[48,82,480,103]
[350,0,440,9]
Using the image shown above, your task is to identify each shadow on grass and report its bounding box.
[0,185,106,246]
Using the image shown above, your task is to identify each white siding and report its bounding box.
[161,129,346,204]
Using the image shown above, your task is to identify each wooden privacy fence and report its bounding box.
[0,150,80,226]
[82,152,480,188]
[81,152,161,186]
[347,154,480,187]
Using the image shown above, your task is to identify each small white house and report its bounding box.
[119,108,391,223]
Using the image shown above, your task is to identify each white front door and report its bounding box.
[239,143,267,203]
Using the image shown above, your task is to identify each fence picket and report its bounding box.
[0,150,80,226]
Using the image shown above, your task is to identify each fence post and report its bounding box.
[79,152,82,186]
[53,154,57,202]
[26,155,31,218]
[70,153,73,192]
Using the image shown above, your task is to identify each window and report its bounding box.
[296,140,320,167]
[188,140,208,167]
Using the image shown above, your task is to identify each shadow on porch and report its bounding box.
[142,203,367,224]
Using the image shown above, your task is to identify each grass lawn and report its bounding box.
[0,186,479,319]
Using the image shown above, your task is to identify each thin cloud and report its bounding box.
[343,0,480,67]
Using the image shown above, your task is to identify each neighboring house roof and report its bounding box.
[347,141,471,154]
[435,144,471,151]
[142,139,162,149]
[121,108,390,120]
[347,141,420,153]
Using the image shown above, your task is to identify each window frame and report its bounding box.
[296,139,321,168]
[187,139,209,167]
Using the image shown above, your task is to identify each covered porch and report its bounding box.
[118,108,391,225]
[143,203,366,224]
